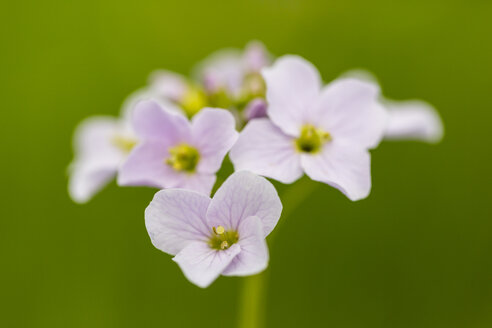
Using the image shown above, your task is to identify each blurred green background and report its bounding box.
[1,0,492,327]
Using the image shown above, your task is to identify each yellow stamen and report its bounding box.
[220,241,229,250]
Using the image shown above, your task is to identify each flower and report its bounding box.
[123,70,206,118]
[230,56,388,201]
[194,41,271,122]
[145,171,282,288]
[118,100,238,195]
[340,69,444,143]
[68,112,137,203]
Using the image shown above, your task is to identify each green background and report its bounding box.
[2,0,491,327]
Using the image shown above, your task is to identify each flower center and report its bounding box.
[237,73,266,108]
[295,124,332,153]
[165,144,200,172]
[112,135,137,153]
[209,225,239,250]
[180,85,207,117]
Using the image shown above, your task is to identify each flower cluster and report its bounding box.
[68,41,443,287]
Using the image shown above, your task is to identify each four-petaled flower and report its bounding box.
[230,55,388,201]
[145,171,282,288]
[118,100,238,195]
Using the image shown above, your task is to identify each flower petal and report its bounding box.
[243,98,268,121]
[148,70,188,102]
[117,140,179,189]
[68,161,117,204]
[301,141,372,201]
[222,216,268,276]
[191,108,238,174]
[206,171,282,237]
[244,41,270,72]
[132,100,191,142]
[145,189,212,256]
[311,78,387,149]
[173,242,240,288]
[69,116,126,203]
[173,173,217,196]
[384,100,444,143]
[261,55,322,136]
[230,119,303,184]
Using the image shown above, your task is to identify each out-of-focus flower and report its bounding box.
[341,69,444,143]
[145,171,282,288]
[194,41,271,120]
[384,100,443,143]
[123,70,206,118]
[118,100,238,195]
[230,56,388,201]
[68,113,137,203]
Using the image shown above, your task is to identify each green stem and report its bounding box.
[237,177,318,328]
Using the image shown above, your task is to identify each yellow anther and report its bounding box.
[215,226,225,235]
[220,241,229,250]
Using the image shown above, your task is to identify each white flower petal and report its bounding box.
[148,70,188,102]
[311,78,387,149]
[222,216,268,277]
[262,55,322,136]
[173,242,240,288]
[145,189,212,256]
[301,141,372,201]
[384,100,444,143]
[192,108,238,174]
[68,161,117,204]
[69,116,127,203]
[230,119,303,184]
[173,173,217,196]
[206,171,282,237]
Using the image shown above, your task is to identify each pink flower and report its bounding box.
[118,100,238,195]
[145,171,282,288]
[230,56,388,201]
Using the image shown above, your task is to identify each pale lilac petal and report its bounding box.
[339,69,379,85]
[301,141,371,201]
[173,242,240,288]
[230,119,303,184]
[69,116,127,203]
[206,171,282,237]
[191,108,238,174]
[145,189,211,256]
[72,116,125,159]
[120,88,184,120]
[174,173,217,196]
[384,100,444,143]
[148,70,188,102]
[222,216,268,276]
[244,41,270,72]
[194,49,244,96]
[243,98,268,120]
[132,100,191,142]
[311,78,387,149]
[68,161,117,204]
[117,140,180,188]
[261,55,322,136]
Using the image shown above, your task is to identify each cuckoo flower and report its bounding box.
[230,56,388,201]
[145,171,282,288]
[341,69,444,143]
[195,41,271,120]
[123,70,206,118]
[118,100,238,195]
[68,113,137,203]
